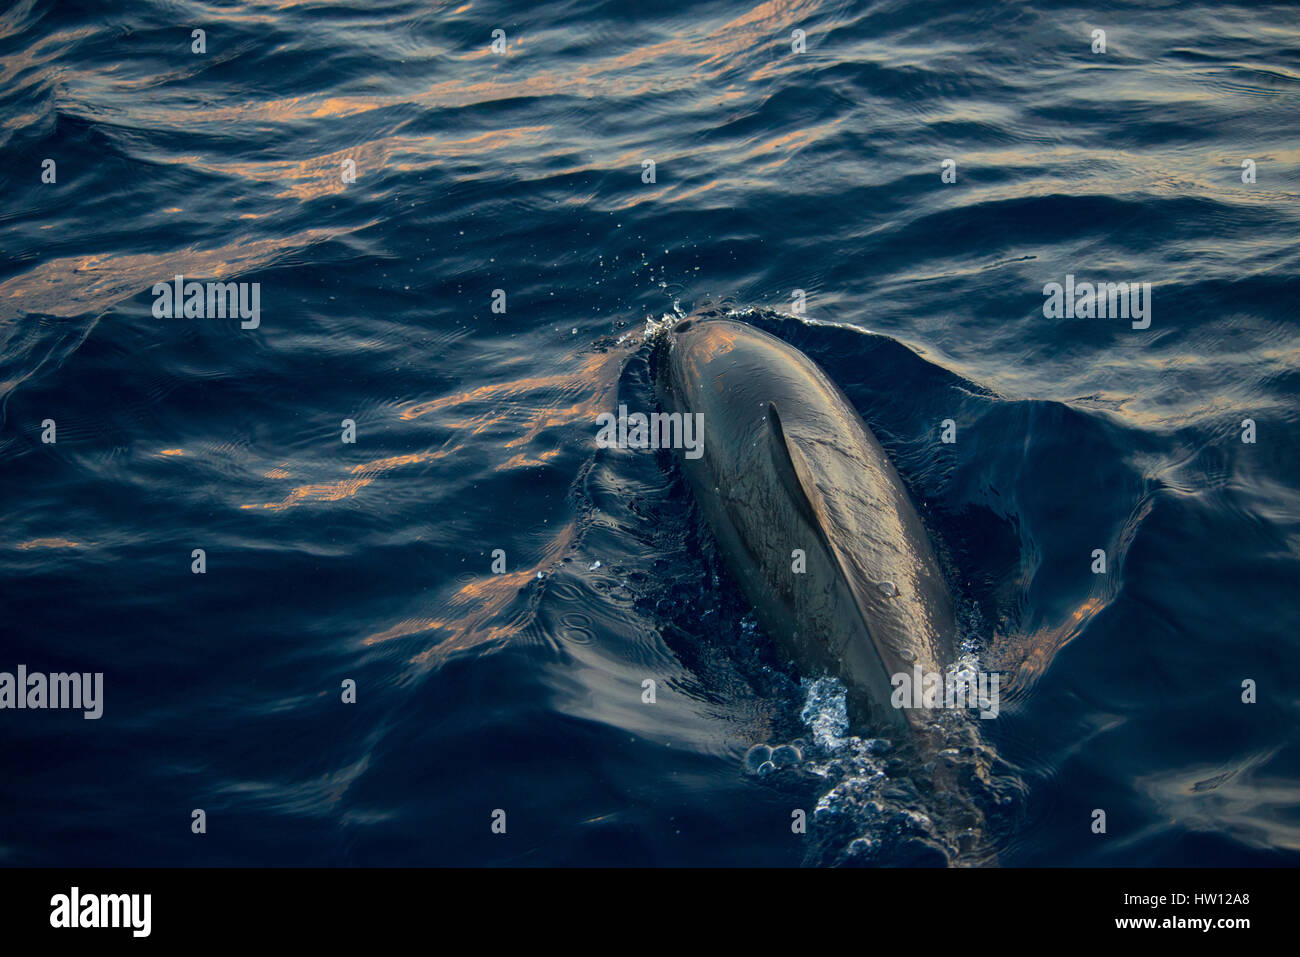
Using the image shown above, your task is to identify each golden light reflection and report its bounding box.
[240,447,458,511]
[377,520,583,670]
[356,342,634,667]
[16,538,83,549]
[995,595,1105,692]
[183,127,549,202]
[0,227,349,322]
[105,0,825,131]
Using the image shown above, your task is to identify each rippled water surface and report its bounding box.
[1,0,1298,865]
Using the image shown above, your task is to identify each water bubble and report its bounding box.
[878,581,898,597]
[800,676,849,748]
[744,744,772,774]
[770,744,802,768]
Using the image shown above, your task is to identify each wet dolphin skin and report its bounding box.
[656,318,956,731]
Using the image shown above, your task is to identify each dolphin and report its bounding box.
[655,317,957,734]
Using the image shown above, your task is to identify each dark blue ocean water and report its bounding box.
[1,0,1298,866]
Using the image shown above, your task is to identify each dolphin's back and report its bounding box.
[657,318,955,728]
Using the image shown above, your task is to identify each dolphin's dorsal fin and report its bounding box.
[766,403,831,548]
[764,400,899,676]
[767,402,876,625]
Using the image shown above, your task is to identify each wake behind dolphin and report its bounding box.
[654,316,958,737]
